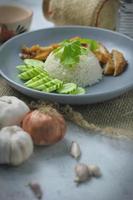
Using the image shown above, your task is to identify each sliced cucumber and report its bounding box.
[27,77,51,88]
[17,60,86,95]
[25,73,50,85]
[18,68,43,80]
[16,65,33,72]
[57,83,77,94]
[24,59,44,68]
[71,87,86,95]
[29,79,63,92]
[42,79,63,92]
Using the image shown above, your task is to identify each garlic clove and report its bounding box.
[88,165,101,177]
[74,163,91,183]
[28,181,43,199]
[70,141,81,159]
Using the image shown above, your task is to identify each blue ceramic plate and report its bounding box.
[0,26,133,104]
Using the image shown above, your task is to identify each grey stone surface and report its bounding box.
[0,123,133,200]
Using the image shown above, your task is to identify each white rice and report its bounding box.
[44,51,103,87]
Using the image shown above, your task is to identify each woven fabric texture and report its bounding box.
[43,0,119,30]
[1,76,133,138]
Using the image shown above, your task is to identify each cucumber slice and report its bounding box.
[71,87,86,95]
[24,59,44,68]
[42,79,63,92]
[18,68,43,80]
[27,77,51,88]
[16,65,33,72]
[42,85,58,92]
[57,83,77,94]
[17,60,86,95]
[25,73,50,85]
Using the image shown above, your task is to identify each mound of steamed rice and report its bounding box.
[44,51,103,87]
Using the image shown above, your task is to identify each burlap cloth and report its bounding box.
[43,0,119,30]
[1,76,133,139]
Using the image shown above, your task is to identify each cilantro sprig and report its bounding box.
[54,37,99,68]
[78,38,99,51]
[54,39,87,67]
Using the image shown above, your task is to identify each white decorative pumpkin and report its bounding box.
[0,96,30,128]
[0,126,33,166]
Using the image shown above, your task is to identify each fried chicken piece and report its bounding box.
[70,36,81,41]
[103,49,127,76]
[51,43,60,49]
[21,43,60,60]
[112,49,127,76]
[38,44,59,52]
[33,44,59,60]
[94,43,110,64]
[22,45,41,54]
[103,55,114,75]
[34,50,52,60]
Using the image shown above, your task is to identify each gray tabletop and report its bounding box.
[0,1,133,200]
[0,123,133,200]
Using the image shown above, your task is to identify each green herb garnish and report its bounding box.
[77,38,99,51]
[54,38,99,67]
[54,39,88,67]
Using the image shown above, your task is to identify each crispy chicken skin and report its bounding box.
[112,49,127,76]
[103,49,127,76]
[103,55,114,75]
[94,43,110,64]
[93,43,127,76]
[20,44,59,60]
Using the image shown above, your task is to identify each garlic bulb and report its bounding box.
[0,96,30,128]
[0,126,33,166]
[70,141,81,159]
